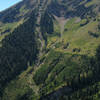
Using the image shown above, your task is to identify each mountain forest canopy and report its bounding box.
[0,0,100,100]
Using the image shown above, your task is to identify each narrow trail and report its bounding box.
[36,0,46,62]
[36,0,51,65]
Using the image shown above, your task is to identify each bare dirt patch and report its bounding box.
[54,15,69,36]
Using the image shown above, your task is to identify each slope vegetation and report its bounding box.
[1,0,100,100]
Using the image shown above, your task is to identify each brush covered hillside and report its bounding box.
[0,0,100,100]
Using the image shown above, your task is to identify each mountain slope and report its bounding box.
[0,0,100,100]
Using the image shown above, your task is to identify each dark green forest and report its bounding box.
[0,11,38,98]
